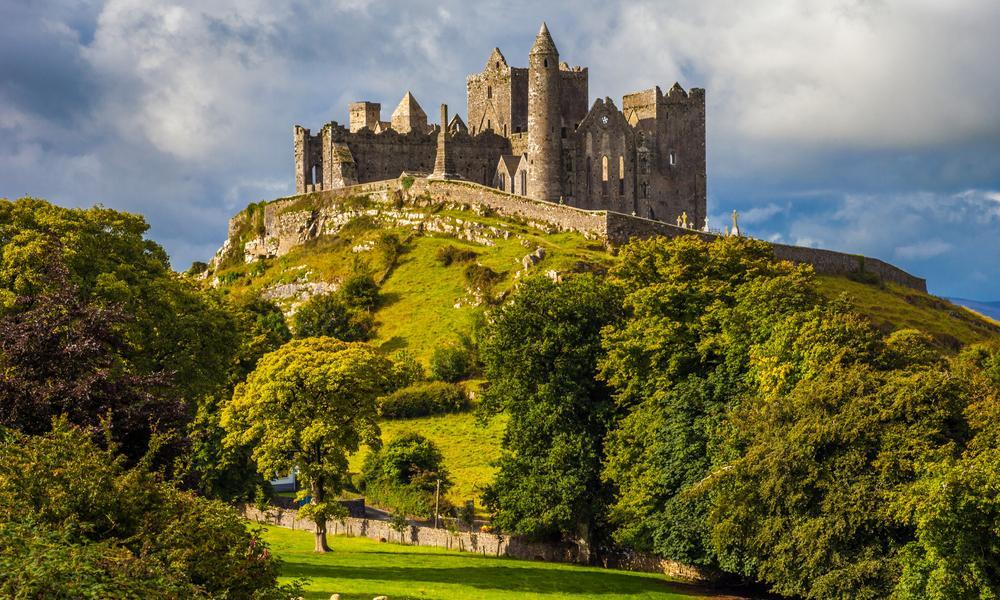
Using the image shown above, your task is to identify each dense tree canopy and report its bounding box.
[479,274,623,551]
[599,235,815,566]
[0,197,291,496]
[292,292,374,341]
[223,337,393,551]
[0,418,296,599]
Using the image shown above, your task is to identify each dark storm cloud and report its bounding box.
[1,0,998,297]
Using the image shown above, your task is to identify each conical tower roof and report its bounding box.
[530,22,558,56]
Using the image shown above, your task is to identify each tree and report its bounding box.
[0,198,243,408]
[292,292,374,341]
[599,235,814,566]
[339,273,380,311]
[223,338,393,552]
[479,274,623,555]
[0,198,250,468]
[361,432,452,519]
[0,418,298,599]
[181,295,292,502]
[892,342,1000,599]
[0,255,177,460]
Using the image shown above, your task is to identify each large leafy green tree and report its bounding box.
[0,198,246,463]
[223,338,393,552]
[0,258,175,458]
[0,198,239,405]
[0,198,291,498]
[599,235,815,566]
[0,418,297,599]
[479,274,623,555]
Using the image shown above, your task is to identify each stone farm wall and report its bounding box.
[243,506,710,582]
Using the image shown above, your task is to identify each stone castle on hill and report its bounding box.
[294,23,706,228]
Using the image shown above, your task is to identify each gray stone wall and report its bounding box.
[234,177,926,293]
[559,65,589,131]
[569,98,637,213]
[466,48,528,137]
[243,505,711,581]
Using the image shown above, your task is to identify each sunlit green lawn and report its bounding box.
[262,525,723,600]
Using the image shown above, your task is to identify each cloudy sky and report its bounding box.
[2,0,999,298]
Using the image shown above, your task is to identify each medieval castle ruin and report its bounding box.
[294,23,706,228]
[283,23,926,292]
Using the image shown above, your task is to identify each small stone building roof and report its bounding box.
[448,114,468,134]
[497,154,523,179]
[391,91,428,133]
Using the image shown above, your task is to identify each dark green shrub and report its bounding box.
[292,293,373,341]
[340,274,380,311]
[376,232,405,269]
[380,381,469,418]
[0,419,298,599]
[463,263,503,293]
[360,432,453,518]
[429,343,475,382]
[435,245,478,266]
[389,350,426,389]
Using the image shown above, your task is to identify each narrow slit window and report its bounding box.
[602,155,609,196]
[669,151,677,166]
[586,157,592,196]
[619,156,625,195]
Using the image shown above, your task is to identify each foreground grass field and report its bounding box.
[262,525,734,600]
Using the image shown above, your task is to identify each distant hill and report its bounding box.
[948,298,1000,323]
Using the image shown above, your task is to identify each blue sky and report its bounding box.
[2,0,999,298]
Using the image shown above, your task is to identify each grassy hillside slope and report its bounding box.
[212,198,998,510]
[816,276,1000,348]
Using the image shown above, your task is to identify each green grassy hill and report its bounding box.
[212,194,998,510]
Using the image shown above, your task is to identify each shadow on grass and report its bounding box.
[280,561,746,598]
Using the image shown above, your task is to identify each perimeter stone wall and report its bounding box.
[243,506,710,582]
[226,177,926,292]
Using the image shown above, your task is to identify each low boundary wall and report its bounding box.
[245,177,927,292]
[243,505,711,582]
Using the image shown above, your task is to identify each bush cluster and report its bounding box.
[292,276,380,341]
[435,245,478,266]
[360,433,452,519]
[463,263,503,293]
[429,343,476,382]
[0,419,297,598]
[380,381,469,419]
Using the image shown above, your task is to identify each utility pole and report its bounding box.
[434,479,441,529]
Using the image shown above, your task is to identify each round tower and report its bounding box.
[527,22,562,201]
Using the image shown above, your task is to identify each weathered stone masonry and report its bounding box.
[234,177,926,292]
[243,505,710,582]
[293,22,707,228]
